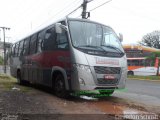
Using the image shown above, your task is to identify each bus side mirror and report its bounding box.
[55,23,67,34]
[119,33,123,42]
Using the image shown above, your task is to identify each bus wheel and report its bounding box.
[128,71,134,76]
[99,90,114,96]
[17,71,23,85]
[54,73,69,98]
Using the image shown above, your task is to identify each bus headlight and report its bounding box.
[73,64,91,73]
[79,78,85,85]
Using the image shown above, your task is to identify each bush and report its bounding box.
[0,56,4,65]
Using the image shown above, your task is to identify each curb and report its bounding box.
[127,78,160,82]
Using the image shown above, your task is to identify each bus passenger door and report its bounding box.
[28,34,38,84]
[56,29,71,79]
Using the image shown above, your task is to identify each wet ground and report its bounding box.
[114,79,160,114]
[0,77,160,120]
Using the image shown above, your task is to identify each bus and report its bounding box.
[127,57,160,76]
[10,18,127,98]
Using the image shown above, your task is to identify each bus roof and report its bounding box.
[123,44,160,52]
[14,17,111,44]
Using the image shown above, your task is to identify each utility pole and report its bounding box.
[0,30,1,41]
[82,0,87,19]
[0,27,10,74]
[82,0,92,19]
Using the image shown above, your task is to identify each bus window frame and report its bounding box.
[23,37,31,56]
[18,40,25,57]
[30,33,38,55]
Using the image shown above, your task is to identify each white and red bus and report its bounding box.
[127,57,160,76]
[10,18,127,98]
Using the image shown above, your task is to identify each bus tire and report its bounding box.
[17,70,24,85]
[128,71,134,76]
[54,73,70,98]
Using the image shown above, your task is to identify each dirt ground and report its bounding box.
[0,87,116,120]
[0,75,159,120]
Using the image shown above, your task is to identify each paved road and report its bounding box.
[126,79,160,98]
[114,79,160,107]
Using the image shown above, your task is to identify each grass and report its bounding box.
[127,75,160,80]
[0,74,32,92]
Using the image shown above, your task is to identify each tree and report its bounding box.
[140,31,160,49]
[146,52,160,76]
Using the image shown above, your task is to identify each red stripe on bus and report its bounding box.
[26,51,71,68]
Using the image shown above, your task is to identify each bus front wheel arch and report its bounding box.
[52,71,70,98]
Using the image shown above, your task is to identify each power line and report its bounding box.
[49,0,82,17]
[76,0,112,18]
[34,0,82,30]
[13,0,80,29]
[47,0,82,20]
[66,4,82,17]
[12,0,82,41]
[89,0,112,12]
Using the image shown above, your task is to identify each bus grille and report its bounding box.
[97,78,119,85]
[94,66,121,74]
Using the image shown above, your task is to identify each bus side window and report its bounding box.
[43,27,57,51]
[23,37,30,56]
[30,34,38,54]
[18,40,24,56]
[11,44,15,56]
[132,60,138,66]
[37,30,45,53]
[127,60,131,66]
[139,60,143,66]
[56,30,69,49]
[15,42,19,57]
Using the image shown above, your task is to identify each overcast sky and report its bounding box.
[0,0,160,44]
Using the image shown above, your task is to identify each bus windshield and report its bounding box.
[69,20,124,53]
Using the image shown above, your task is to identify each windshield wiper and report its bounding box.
[101,45,124,53]
[78,45,105,51]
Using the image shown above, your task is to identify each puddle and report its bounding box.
[91,101,125,114]
[12,86,20,91]
[80,96,98,101]
[79,96,142,114]
[90,101,148,115]
[90,101,160,119]
[77,95,159,119]
[123,109,139,114]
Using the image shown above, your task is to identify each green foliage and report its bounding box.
[0,56,4,65]
[145,51,160,76]
[128,75,160,80]
[0,74,31,92]
[146,51,160,60]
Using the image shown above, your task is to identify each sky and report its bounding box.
[0,0,160,44]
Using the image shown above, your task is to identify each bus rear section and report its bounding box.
[127,57,160,76]
[10,18,127,98]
